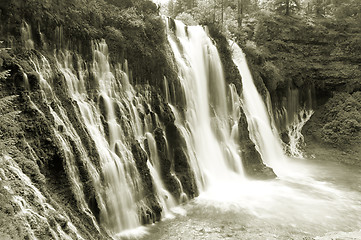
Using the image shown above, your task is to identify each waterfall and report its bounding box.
[61,42,141,232]
[229,41,287,174]
[27,38,185,236]
[166,20,244,193]
[30,55,102,232]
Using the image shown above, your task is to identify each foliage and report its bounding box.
[191,0,217,25]
[273,0,300,15]
[321,92,361,145]
[0,70,10,80]
[303,0,361,19]
[261,60,283,91]
[168,0,361,39]
[165,0,260,37]
[176,12,197,25]
[0,0,176,86]
[0,42,10,80]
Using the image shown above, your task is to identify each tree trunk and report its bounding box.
[221,0,224,25]
[286,0,290,15]
[237,0,243,28]
[213,0,216,23]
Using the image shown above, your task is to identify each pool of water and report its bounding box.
[137,157,361,240]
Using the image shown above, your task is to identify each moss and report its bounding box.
[154,127,182,199]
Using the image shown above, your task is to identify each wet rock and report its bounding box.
[166,123,198,198]
[154,128,182,199]
[173,147,198,198]
[150,90,175,126]
[239,110,277,179]
[57,125,64,132]
[281,132,290,145]
[131,140,162,222]
[88,192,100,222]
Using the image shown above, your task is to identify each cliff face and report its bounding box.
[240,13,361,163]
[0,1,193,238]
[0,61,106,239]
[0,37,198,239]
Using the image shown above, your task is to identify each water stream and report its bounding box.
[141,156,361,239]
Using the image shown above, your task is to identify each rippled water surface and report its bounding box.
[138,157,361,240]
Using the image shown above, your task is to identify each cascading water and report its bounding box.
[166,20,244,193]
[26,38,183,236]
[145,132,177,218]
[1,154,85,240]
[285,109,314,158]
[229,41,287,175]
[30,55,101,232]
[141,34,361,240]
[20,21,34,50]
[56,43,141,233]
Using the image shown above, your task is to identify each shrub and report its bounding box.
[321,91,361,145]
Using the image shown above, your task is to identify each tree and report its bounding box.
[192,0,217,24]
[237,0,245,28]
[305,0,329,16]
[274,0,300,15]
[330,0,361,19]
[173,0,197,16]
[235,0,259,27]
[169,0,261,37]
[176,12,197,25]
[304,0,361,19]
[167,0,175,17]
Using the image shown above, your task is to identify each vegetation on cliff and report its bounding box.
[0,0,179,88]
[320,92,361,145]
